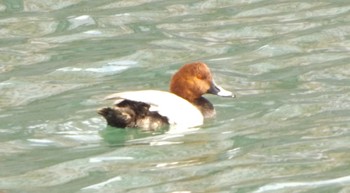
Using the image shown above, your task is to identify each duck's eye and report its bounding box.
[197,73,207,80]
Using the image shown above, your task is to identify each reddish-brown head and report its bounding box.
[170,62,233,102]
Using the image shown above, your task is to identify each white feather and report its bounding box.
[104,90,203,128]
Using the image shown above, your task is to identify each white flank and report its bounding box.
[104,90,204,128]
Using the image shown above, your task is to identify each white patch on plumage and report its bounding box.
[104,90,204,128]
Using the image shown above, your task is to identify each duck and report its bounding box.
[98,62,234,130]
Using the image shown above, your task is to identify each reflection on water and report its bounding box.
[1,0,350,192]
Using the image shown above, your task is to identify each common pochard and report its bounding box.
[98,62,234,130]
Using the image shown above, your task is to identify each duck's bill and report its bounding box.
[208,80,235,98]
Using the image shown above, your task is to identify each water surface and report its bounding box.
[1,0,350,192]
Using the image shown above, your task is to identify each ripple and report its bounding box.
[254,175,350,193]
[0,79,83,108]
[23,0,80,12]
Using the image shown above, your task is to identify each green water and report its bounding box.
[1,0,350,192]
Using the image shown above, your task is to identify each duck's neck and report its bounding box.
[192,97,215,118]
[172,91,216,118]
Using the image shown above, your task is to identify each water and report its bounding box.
[1,0,350,192]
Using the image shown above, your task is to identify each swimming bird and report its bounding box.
[98,62,234,130]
